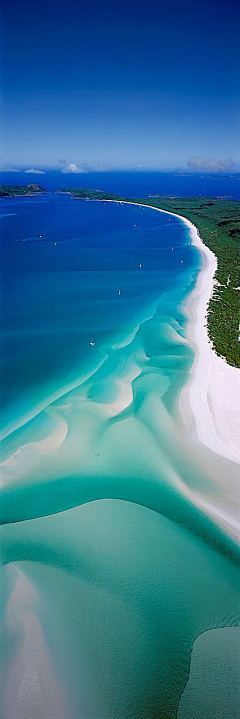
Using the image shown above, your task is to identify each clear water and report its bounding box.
[1,169,240,198]
[1,193,239,719]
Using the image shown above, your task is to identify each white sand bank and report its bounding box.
[3,566,67,719]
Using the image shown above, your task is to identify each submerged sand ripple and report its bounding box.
[1,203,239,719]
[1,307,240,718]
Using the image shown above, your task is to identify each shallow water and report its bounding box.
[1,195,239,718]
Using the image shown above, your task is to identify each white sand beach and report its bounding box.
[103,200,240,539]
[110,201,240,466]
[178,215,240,465]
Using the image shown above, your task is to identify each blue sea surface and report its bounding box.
[0,193,198,434]
[1,192,239,719]
[1,169,240,198]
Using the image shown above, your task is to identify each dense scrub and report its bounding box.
[0,184,47,196]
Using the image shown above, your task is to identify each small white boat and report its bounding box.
[139,263,142,268]
[118,289,121,295]
[89,341,95,346]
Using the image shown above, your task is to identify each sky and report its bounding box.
[1,0,240,172]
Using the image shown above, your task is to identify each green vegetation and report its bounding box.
[0,184,47,196]
[60,188,240,367]
[57,187,124,200]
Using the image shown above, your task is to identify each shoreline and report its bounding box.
[105,200,240,465]
[177,215,240,465]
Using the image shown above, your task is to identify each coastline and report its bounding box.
[106,200,240,465]
[177,215,240,465]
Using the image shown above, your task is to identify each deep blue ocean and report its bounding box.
[1,169,240,198]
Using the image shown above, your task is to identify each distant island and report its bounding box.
[0,183,47,197]
[57,187,124,201]
[58,188,240,367]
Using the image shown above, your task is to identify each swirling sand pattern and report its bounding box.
[1,197,239,719]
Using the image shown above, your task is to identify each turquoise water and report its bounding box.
[1,195,239,718]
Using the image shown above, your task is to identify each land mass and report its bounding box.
[0,184,47,196]
[56,187,121,200]
[58,188,240,367]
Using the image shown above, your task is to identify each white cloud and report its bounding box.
[61,162,85,174]
[0,162,20,172]
[187,156,235,173]
[58,159,110,173]
[24,168,45,174]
